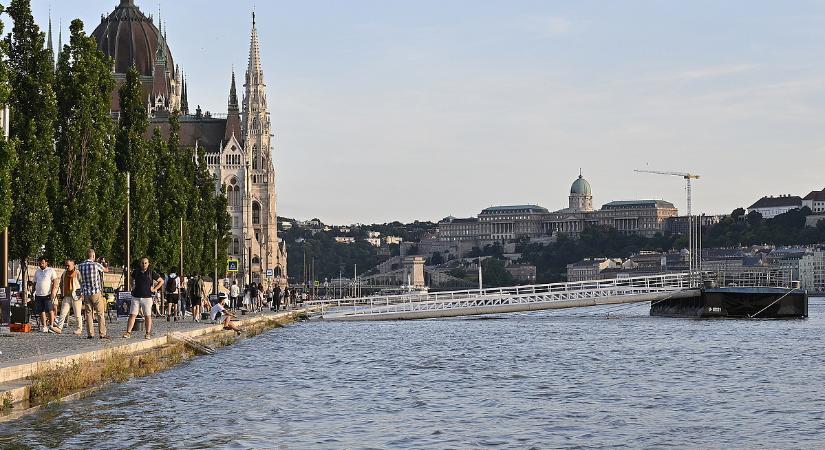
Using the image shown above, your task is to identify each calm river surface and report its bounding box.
[2,300,825,449]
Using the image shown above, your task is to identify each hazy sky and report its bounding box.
[27,1,825,224]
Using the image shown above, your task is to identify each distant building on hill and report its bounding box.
[436,171,678,249]
[802,188,825,214]
[747,195,802,219]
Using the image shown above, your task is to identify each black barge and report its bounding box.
[650,286,808,319]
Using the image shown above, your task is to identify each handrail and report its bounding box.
[308,272,694,309]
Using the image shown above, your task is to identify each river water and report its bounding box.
[2,300,825,449]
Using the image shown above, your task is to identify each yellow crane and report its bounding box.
[634,169,702,279]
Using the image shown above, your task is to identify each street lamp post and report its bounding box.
[259,236,265,285]
[245,237,252,287]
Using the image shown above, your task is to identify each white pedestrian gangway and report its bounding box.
[316,272,700,321]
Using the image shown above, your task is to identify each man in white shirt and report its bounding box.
[33,257,59,333]
[229,280,240,310]
[211,295,242,336]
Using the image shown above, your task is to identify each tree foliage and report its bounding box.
[0,4,15,231]
[5,0,57,269]
[115,66,156,265]
[53,19,120,262]
[481,258,513,287]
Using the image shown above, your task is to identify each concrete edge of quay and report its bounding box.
[0,307,319,422]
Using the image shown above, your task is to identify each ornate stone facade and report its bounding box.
[438,172,679,244]
[92,2,287,284]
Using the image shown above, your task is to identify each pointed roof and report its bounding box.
[181,75,189,114]
[228,70,239,111]
[47,11,53,54]
[224,70,242,142]
[246,11,263,83]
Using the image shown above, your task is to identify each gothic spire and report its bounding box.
[181,75,189,115]
[229,69,239,111]
[47,10,53,52]
[246,10,263,85]
[224,70,242,141]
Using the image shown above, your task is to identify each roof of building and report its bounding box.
[570,174,592,196]
[481,205,549,214]
[92,1,174,78]
[568,258,609,268]
[149,116,227,151]
[602,200,676,209]
[803,189,825,201]
[747,195,802,209]
[439,217,478,224]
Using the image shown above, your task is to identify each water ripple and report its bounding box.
[1,302,825,448]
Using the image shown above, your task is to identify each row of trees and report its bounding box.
[0,1,230,295]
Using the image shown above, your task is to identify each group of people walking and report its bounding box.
[27,249,293,340]
[228,280,300,312]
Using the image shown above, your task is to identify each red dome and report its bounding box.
[91,0,174,78]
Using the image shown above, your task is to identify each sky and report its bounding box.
[25,0,825,224]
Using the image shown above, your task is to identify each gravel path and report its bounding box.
[0,308,285,363]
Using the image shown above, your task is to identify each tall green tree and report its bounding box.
[5,0,57,296]
[187,144,217,275]
[153,113,188,272]
[182,146,203,275]
[53,19,120,263]
[213,185,231,279]
[116,66,156,265]
[0,4,16,232]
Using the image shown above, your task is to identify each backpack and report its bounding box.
[166,275,177,293]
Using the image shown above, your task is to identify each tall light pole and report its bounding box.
[259,236,265,286]
[1,104,9,289]
[245,237,252,287]
[179,217,184,276]
[125,172,131,290]
[214,223,218,296]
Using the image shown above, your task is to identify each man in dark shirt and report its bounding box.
[124,257,164,339]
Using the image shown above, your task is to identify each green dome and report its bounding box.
[570,175,591,195]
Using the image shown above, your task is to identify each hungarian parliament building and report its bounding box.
[92,0,286,282]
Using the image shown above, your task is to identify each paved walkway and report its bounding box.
[0,308,291,363]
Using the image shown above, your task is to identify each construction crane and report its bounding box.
[634,169,702,282]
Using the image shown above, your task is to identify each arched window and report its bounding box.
[252,202,261,225]
[227,177,239,206]
[232,237,240,255]
[252,256,260,264]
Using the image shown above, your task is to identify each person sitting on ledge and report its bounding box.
[211,295,243,336]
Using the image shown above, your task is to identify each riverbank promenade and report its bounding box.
[0,308,296,364]
[0,307,315,421]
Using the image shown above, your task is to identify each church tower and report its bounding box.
[241,12,286,283]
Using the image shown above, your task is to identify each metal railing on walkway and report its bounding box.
[314,272,697,320]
